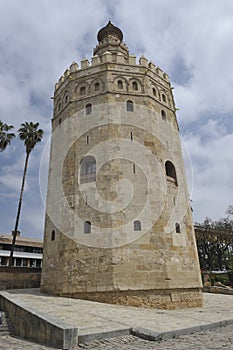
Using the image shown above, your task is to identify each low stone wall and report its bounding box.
[203,286,233,295]
[0,267,41,290]
[0,291,78,349]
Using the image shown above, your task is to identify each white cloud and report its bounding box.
[183,129,233,222]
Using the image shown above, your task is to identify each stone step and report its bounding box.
[0,311,15,336]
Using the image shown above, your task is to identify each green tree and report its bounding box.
[0,120,15,151]
[195,217,233,271]
[214,218,233,270]
[9,122,43,267]
[195,218,217,271]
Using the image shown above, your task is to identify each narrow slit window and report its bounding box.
[133,164,136,173]
[118,80,123,89]
[80,86,86,96]
[175,223,181,233]
[161,110,166,120]
[162,93,167,102]
[86,103,92,115]
[134,220,141,231]
[84,221,91,234]
[95,82,100,91]
[130,132,133,141]
[51,230,55,241]
[86,135,89,145]
[132,81,138,91]
[126,100,134,112]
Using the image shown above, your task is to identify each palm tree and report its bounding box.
[0,120,15,151]
[9,122,44,267]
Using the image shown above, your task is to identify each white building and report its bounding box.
[0,233,43,268]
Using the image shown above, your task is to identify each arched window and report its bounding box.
[175,223,181,233]
[161,110,166,120]
[118,80,123,89]
[86,103,92,115]
[80,156,96,184]
[84,221,91,234]
[59,118,62,126]
[134,220,141,231]
[95,82,100,91]
[58,102,62,112]
[126,100,134,112]
[132,81,138,91]
[65,94,68,104]
[152,88,157,96]
[162,93,167,102]
[165,160,177,185]
[51,230,55,241]
[80,86,86,96]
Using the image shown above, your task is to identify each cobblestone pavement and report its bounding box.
[0,334,55,349]
[79,324,233,350]
[0,324,233,350]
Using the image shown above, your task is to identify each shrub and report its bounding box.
[228,271,233,287]
[210,273,231,286]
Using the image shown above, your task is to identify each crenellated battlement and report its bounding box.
[54,51,170,92]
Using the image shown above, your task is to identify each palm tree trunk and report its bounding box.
[9,152,30,267]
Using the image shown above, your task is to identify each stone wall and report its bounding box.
[0,267,41,290]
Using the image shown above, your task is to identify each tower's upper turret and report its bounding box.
[97,21,123,42]
[94,21,129,58]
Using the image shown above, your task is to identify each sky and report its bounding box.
[0,0,233,239]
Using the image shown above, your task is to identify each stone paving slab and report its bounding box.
[1,324,233,350]
[5,289,233,342]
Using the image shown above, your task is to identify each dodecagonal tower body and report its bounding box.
[41,22,202,309]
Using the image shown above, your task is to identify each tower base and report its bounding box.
[52,288,203,310]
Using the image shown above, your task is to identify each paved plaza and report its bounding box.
[0,323,233,349]
[1,290,233,349]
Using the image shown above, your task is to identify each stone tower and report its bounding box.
[41,22,202,309]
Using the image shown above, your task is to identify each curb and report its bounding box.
[131,318,233,342]
[78,328,131,344]
[78,318,233,344]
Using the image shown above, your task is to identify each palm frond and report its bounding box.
[0,120,15,151]
[18,121,44,154]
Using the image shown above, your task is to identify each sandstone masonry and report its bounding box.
[41,21,203,309]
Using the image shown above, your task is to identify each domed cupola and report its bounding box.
[97,21,123,43]
[93,21,129,58]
